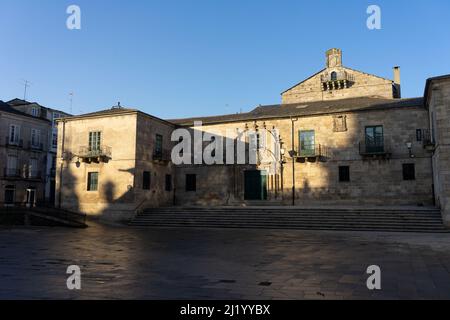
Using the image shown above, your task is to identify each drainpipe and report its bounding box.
[290,117,298,206]
[58,119,66,209]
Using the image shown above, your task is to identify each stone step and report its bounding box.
[131,207,447,233]
[139,213,443,220]
[129,222,449,233]
[145,208,440,214]
[132,218,444,226]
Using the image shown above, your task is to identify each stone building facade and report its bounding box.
[425,75,450,226]
[55,107,175,221]
[0,101,51,206]
[6,99,70,204]
[53,49,450,225]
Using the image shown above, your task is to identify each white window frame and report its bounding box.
[9,124,20,144]
[31,129,41,147]
[31,107,39,117]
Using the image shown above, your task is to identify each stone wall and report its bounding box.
[56,113,138,221]
[427,77,450,225]
[0,112,49,204]
[282,67,394,104]
[55,111,177,222]
[173,104,434,207]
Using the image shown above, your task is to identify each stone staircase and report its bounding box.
[129,207,449,233]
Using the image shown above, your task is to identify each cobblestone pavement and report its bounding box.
[1,223,450,300]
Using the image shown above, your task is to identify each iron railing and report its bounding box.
[297,144,329,159]
[321,71,355,83]
[28,141,44,151]
[3,168,21,178]
[359,139,391,155]
[5,136,23,148]
[153,149,171,162]
[79,146,112,158]
[28,170,42,180]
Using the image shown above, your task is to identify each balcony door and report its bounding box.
[26,188,36,208]
[9,125,20,144]
[6,155,18,176]
[89,132,101,151]
[365,126,384,153]
[299,131,315,157]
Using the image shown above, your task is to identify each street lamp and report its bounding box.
[406,142,414,158]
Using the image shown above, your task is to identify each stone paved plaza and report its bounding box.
[1,224,450,300]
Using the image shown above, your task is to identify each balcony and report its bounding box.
[27,170,42,180]
[28,141,44,151]
[78,146,112,164]
[296,144,329,162]
[3,168,22,179]
[359,140,391,159]
[152,149,171,163]
[422,129,435,151]
[5,136,23,148]
[321,71,355,91]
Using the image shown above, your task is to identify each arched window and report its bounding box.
[331,71,337,81]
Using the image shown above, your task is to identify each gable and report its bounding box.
[281,66,394,104]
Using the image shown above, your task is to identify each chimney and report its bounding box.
[393,66,401,98]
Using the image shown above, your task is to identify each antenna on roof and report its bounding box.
[21,79,32,101]
[69,92,74,114]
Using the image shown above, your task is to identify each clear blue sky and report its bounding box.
[1,0,449,118]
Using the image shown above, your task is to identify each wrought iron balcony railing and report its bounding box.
[5,136,23,148]
[28,141,44,151]
[78,146,112,163]
[296,144,329,161]
[321,71,355,83]
[27,170,42,180]
[359,140,391,157]
[152,149,171,162]
[422,129,435,150]
[3,168,21,178]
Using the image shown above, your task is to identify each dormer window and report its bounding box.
[31,107,39,117]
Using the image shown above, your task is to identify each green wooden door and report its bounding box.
[244,170,267,200]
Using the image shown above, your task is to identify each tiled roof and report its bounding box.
[170,97,424,126]
[76,106,139,117]
[0,100,50,122]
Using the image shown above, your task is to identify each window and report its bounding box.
[365,126,384,153]
[339,166,350,182]
[89,132,101,151]
[31,129,41,147]
[249,132,258,151]
[165,174,172,192]
[31,107,39,117]
[299,130,315,156]
[143,171,151,190]
[154,134,163,157]
[29,159,38,178]
[403,164,416,181]
[9,125,20,144]
[331,71,337,81]
[5,186,15,204]
[416,129,423,142]
[52,133,58,148]
[87,172,99,191]
[7,155,17,170]
[186,174,196,192]
[53,113,61,126]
